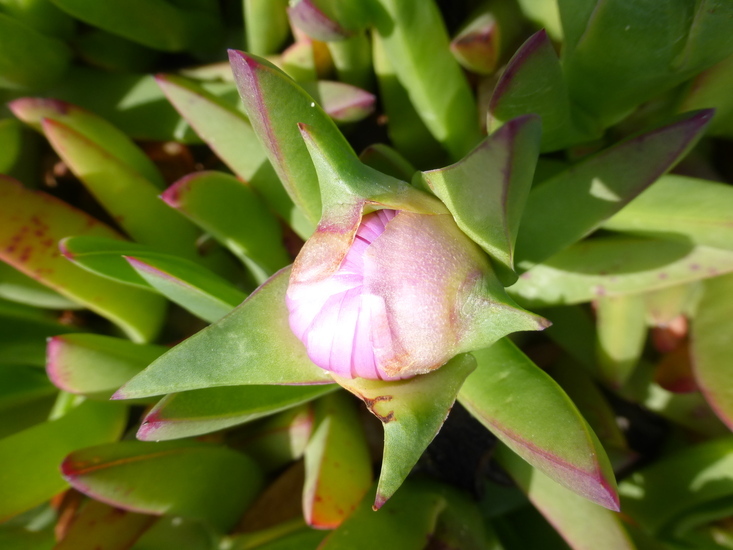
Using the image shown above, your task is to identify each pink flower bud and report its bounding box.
[286,208,546,380]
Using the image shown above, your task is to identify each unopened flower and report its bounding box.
[287,207,547,380]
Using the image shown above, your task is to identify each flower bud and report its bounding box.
[286,207,547,380]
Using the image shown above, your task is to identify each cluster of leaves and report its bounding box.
[2,0,733,549]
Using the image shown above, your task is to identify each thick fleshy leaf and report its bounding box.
[358,144,415,182]
[488,30,594,151]
[125,256,243,323]
[370,0,481,160]
[514,110,713,268]
[420,114,541,281]
[0,13,71,90]
[510,236,733,307]
[137,384,335,441]
[61,440,264,532]
[0,400,126,520]
[161,171,290,282]
[50,0,223,53]
[244,0,291,55]
[679,54,733,137]
[0,364,56,413]
[300,81,376,123]
[333,354,476,509]
[371,31,447,167]
[458,339,619,511]
[0,261,80,310]
[560,0,733,126]
[46,334,165,399]
[690,273,733,429]
[0,298,79,367]
[61,236,246,321]
[603,174,733,251]
[9,98,165,189]
[619,437,733,538]
[113,268,331,400]
[595,294,647,389]
[450,11,500,75]
[0,176,166,343]
[228,50,354,224]
[302,392,372,528]
[154,74,311,237]
[497,445,634,550]
[38,119,202,260]
[228,405,315,473]
[55,499,156,550]
[131,515,213,550]
[288,0,357,41]
[320,479,497,549]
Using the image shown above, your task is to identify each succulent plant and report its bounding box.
[2,1,733,549]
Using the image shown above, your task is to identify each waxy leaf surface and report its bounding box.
[137,384,335,441]
[421,114,541,281]
[334,354,476,509]
[691,274,733,430]
[162,171,290,282]
[302,392,372,528]
[46,333,165,399]
[114,268,331,400]
[510,237,733,307]
[0,261,80,310]
[595,294,647,389]
[603,174,733,251]
[39,119,202,260]
[154,74,310,236]
[497,445,633,550]
[0,176,165,342]
[514,110,713,268]
[62,440,263,531]
[459,339,619,510]
[488,30,593,151]
[229,50,353,224]
[9,98,165,189]
[0,400,126,520]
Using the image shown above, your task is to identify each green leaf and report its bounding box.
[0,0,75,40]
[300,81,376,124]
[9,98,166,189]
[54,499,157,550]
[0,400,126,521]
[154,74,311,237]
[37,119,203,260]
[595,293,647,389]
[497,445,634,550]
[61,236,246,321]
[137,384,335,441]
[126,255,243,323]
[46,334,166,399]
[49,0,223,53]
[113,267,331,400]
[61,440,264,532]
[161,171,290,282]
[0,176,166,343]
[510,236,733,307]
[333,354,476,509]
[303,392,373,528]
[420,115,541,282]
[358,144,415,182]
[229,406,315,473]
[0,13,71,90]
[320,480,446,550]
[228,50,353,225]
[603,175,733,251]
[514,110,713,268]
[619,436,733,537]
[244,0,291,55]
[371,0,481,160]
[0,261,80,310]
[459,339,619,510]
[0,364,56,413]
[46,67,197,142]
[449,11,501,76]
[679,54,733,138]
[691,273,733,430]
[488,30,595,151]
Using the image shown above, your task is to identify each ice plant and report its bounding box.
[287,207,540,380]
